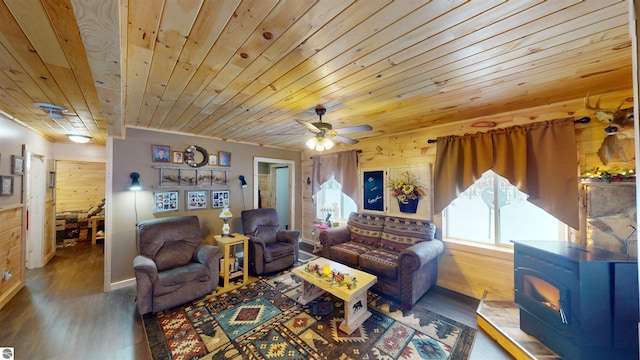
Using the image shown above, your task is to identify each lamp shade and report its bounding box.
[129,172,141,191]
[219,205,232,219]
[306,136,334,151]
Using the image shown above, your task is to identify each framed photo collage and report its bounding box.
[153,190,230,214]
[151,144,232,214]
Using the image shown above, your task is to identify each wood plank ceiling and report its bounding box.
[0,0,632,150]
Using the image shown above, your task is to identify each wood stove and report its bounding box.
[513,240,638,359]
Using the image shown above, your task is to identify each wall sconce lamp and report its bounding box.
[239,175,248,210]
[129,172,141,191]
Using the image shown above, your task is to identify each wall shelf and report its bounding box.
[152,166,231,189]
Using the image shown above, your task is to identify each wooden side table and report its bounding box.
[214,233,249,289]
[90,215,105,245]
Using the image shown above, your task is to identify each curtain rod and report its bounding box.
[310,149,361,159]
[426,117,591,144]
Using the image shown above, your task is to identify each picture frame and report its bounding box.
[208,154,217,166]
[153,191,179,213]
[218,151,231,167]
[172,151,184,164]
[0,176,13,196]
[11,155,24,175]
[152,145,171,163]
[362,169,385,212]
[186,190,208,210]
[211,190,230,208]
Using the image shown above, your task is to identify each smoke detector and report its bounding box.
[34,102,67,119]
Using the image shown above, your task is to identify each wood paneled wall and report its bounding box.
[301,90,634,301]
[55,161,106,213]
[0,206,24,309]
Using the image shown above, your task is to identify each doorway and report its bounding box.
[254,157,295,230]
[25,151,46,269]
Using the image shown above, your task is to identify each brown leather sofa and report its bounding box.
[320,212,444,309]
[133,216,221,314]
[241,208,300,275]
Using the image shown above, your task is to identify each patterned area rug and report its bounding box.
[143,273,476,359]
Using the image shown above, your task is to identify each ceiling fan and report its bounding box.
[34,102,69,119]
[297,106,372,151]
[34,102,91,143]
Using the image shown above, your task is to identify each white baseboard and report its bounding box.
[109,277,136,291]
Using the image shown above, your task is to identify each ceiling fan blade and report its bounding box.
[334,124,372,134]
[333,135,358,145]
[296,119,321,133]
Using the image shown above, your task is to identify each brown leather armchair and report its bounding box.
[133,216,221,315]
[241,208,299,275]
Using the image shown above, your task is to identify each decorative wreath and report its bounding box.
[184,145,209,168]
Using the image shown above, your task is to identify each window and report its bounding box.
[443,170,568,246]
[315,177,357,223]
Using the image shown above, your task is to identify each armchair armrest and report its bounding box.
[194,244,221,266]
[133,255,158,315]
[246,234,267,249]
[276,229,300,244]
[399,239,445,271]
[194,244,221,280]
[133,255,158,279]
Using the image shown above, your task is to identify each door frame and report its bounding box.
[24,146,48,269]
[253,157,295,230]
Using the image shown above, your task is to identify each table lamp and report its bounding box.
[219,205,233,236]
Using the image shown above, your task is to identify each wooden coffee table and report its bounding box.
[292,257,377,334]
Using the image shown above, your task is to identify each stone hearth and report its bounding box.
[581,181,637,256]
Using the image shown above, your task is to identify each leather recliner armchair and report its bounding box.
[241,208,300,275]
[133,215,221,315]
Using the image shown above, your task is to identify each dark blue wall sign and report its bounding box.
[363,170,384,211]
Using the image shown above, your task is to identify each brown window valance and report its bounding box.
[434,118,579,229]
[311,150,359,204]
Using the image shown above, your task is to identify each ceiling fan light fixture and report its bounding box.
[67,134,92,144]
[306,136,334,151]
[306,137,318,150]
[323,138,334,150]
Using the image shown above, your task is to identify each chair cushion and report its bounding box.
[255,226,278,244]
[155,262,210,295]
[347,212,385,247]
[379,217,435,252]
[359,249,399,279]
[264,241,295,262]
[329,242,375,267]
[154,240,197,271]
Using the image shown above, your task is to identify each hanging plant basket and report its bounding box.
[398,198,419,213]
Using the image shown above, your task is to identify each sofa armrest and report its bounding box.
[319,226,351,258]
[133,255,158,279]
[276,229,300,244]
[399,239,445,271]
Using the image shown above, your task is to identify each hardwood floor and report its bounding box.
[0,242,151,360]
[0,241,511,359]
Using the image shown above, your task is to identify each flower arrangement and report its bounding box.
[304,263,357,289]
[387,171,425,203]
